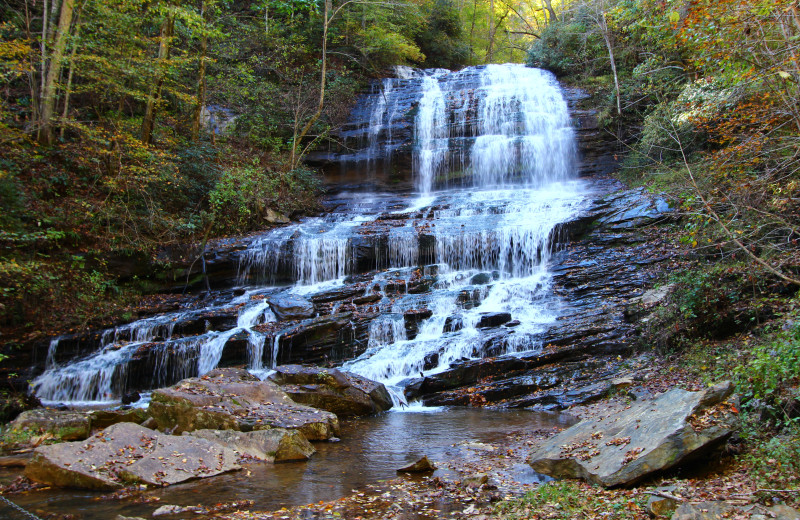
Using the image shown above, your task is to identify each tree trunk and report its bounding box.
[39,0,74,145]
[599,13,621,116]
[59,17,81,139]
[541,0,556,24]
[141,12,175,145]
[192,1,208,141]
[486,0,495,63]
[469,0,478,62]
[40,0,49,105]
[289,0,329,169]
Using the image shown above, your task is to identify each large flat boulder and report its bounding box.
[268,365,393,417]
[25,422,240,490]
[148,368,339,440]
[671,502,800,520]
[185,428,315,462]
[527,381,736,487]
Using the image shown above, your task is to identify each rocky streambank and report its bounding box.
[1,367,391,495]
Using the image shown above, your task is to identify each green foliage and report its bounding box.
[496,480,646,519]
[734,309,800,406]
[0,168,24,230]
[0,255,128,331]
[741,425,800,491]
[526,19,605,77]
[359,27,425,67]
[415,0,469,69]
[669,264,753,324]
[209,164,320,232]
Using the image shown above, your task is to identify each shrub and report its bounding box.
[209,164,320,232]
[526,18,607,77]
[735,311,800,406]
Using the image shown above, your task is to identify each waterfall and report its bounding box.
[31,295,277,404]
[31,64,586,405]
[412,64,575,192]
[342,65,584,387]
[414,72,449,194]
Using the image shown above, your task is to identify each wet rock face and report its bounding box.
[476,312,512,329]
[268,365,393,417]
[17,66,675,410]
[148,368,340,441]
[20,179,675,409]
[527,382,736,487]
[562,87,622,179]
[411,183,676,408]
[25,422,241,490]
[267,295,315,321]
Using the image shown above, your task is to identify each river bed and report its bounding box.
[0,407,574,519]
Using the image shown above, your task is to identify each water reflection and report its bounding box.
[1,408,574,519]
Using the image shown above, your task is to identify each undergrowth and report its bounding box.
[495,480,647,520]
[641,259,800,496]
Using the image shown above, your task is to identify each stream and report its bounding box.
[1,408,575,519]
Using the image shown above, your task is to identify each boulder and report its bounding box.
[268,365,393,417]
[0,392,41,423]
[443,315,463,333]
[397,455,436,473]
[404,308,433,338]
[462,474,489,487]
[266,294,315,321]
[148,368,339,440]
[265,209,290,224]
[671,502,800,520]
[476,312,512,329]
[470,272,493,285]
[88,408,149,430]
[25,422,240,490]
[527,381,736,487]
[7,409,92,442]
[353,293,382,305]
[186,428,315,462]
[646,487,681,517]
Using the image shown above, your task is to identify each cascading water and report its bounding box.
[31,293,277,404]
[31,64,587,406]
[342,64,585,391]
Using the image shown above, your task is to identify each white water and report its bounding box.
[32,295,277,404]
[414,72,449,194]
[342,65,586,391]
[412,64,575,194]
[32,64,586,406]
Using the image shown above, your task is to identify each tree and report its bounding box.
[288,0,425,169]
[585,0,620,115]
[38,0,75,145]
[141,7,175,145]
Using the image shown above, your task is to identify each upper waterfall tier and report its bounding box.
[337,64,576,194]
